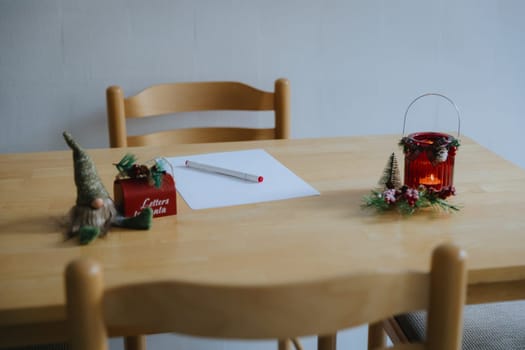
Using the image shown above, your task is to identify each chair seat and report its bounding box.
[395,300,525,350]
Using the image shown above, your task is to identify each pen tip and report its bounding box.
[258,176,264,183]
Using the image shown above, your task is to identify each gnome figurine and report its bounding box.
[63,132,153,244]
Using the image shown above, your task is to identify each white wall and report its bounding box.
[1,0,524,168]
[1,1,523,349]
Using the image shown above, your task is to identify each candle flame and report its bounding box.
[419,173,441,186]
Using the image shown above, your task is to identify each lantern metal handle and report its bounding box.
[402,93,461,138]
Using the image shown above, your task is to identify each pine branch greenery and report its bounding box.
[362,152,460,215]
[362,186,460,215]
[150,161,165,188]
[399,135,460,164]
[114,154,166,188]
[114,154,137,176]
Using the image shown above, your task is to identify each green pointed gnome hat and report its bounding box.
[63,132,110,206]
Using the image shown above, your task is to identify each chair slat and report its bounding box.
[107,79,290,148]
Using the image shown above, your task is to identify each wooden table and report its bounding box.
[1,135,524,347]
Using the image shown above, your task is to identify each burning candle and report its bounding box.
[419,174,441,186]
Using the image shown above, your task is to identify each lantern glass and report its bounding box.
[403,132,456,190]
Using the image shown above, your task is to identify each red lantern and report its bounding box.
[400,93,461,191]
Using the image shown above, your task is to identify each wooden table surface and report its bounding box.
[1,134,524,346]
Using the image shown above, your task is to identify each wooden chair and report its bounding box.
[106,79,290,148]
[105,78,291,350]
[65,243,467,350]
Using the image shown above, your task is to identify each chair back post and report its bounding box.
[274,78,291,139]
[65,259,107,350]
[426,244,467,350]
[106,86,128,148]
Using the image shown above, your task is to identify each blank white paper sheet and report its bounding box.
[164,149,320,210]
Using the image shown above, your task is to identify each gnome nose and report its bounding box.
[91,198,105,209]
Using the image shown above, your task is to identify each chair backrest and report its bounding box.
[65,244,467,350]
[106,79,291,148]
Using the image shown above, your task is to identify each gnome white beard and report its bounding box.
[69,198,117,237]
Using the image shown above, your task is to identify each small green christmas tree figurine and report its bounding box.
[378,152,401,190]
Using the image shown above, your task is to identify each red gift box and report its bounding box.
[113,173,177,218]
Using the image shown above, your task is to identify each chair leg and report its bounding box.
[278,339,291,350]
[318,334,336,350]
[124,335,146,350]
[367,322,386,349]
[291,338,303,350]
